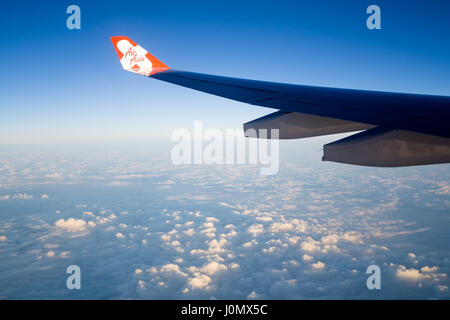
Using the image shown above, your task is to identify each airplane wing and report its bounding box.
[111,36,450,167]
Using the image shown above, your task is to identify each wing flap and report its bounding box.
[244,111,373,139]
[323,128,450,167]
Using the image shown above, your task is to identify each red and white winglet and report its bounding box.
[110,36,170,76]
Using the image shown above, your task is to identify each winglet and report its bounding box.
[110,36,170,76]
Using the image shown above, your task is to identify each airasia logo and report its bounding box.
[123,47,145,66]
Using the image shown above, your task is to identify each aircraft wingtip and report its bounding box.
[110,36,169,76]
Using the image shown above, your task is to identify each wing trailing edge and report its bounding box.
[244,111,374,139]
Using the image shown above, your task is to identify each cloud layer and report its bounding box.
[0,144,449,299]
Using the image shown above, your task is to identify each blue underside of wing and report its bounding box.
[152,69,450,138]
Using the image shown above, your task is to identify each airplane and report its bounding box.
[111,36,450,167]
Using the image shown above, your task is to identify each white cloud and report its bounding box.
[0,235,7,242]
[200,222,216,238]
[395,265,447,283]
[46,251,55,257]
[408,253,417,259]
[341,231,364,244]
[188,273,212,290]
[256,216,272,222]
[96,214,117,225]
[301,235,340,254]
[147,267,158,274]
[321,234,339,244]
[184,228,195,236]
[312,261,325,270]
[242,240,257,248]
[189,262,227,276]
[248,224,264,237]
[302,254,313,262]
[220,229,237,238]
[263,246,279,254]
[12,193,33,200]
[160,264,188,278]
[270,222,294,233]
[395,266,422,282]
[171,240,181,247]
[438,285,448,292]
[60,251,70,258]
[115,232,125,239]
[190,238,229,260]
[435,182,450,195]
[161,234,171,241]
[45,173,63,179]
[54,218,87,232]
[41,194,49,199]
[301,237,321,253]
[421,266,438,273]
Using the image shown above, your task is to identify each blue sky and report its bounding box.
[1,0,450,143]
